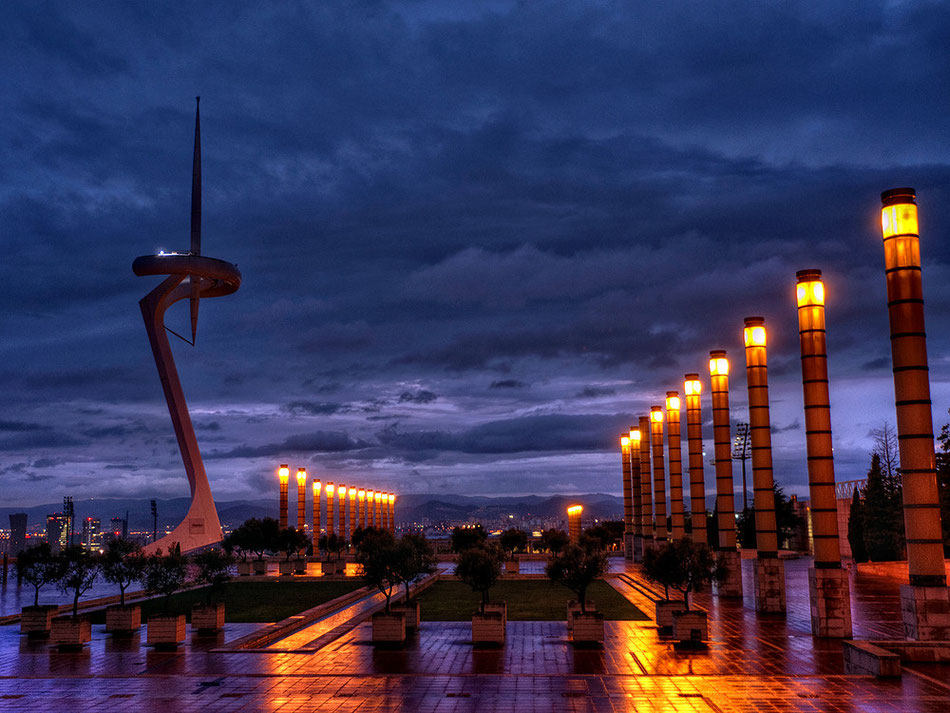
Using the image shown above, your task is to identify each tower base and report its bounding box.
[754,554,786,614]
[624,532,634,561]
[900,584,950,641]
[808,566,852,638]
[715,549,743,598]
[633,535,644,563]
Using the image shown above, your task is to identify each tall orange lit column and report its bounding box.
[296,468,307,532]
[568,505,583,544]
[684,375,707,546]
[638,416,654,547]
[666,392,685,540]
[375,492,383,530]
[348,487,357,541]
[797,270,852,637]
[621,434,634,560]
[358,489,365,530]
[278,464,289,529]
[744,318,786,613]
[312,479,322,547]
[881,188,949,640]
[326,482,335,538]
[630,427,644,561]
[367,490,375,528]
[650,407,668,541]
[388,493,395,533]
[338,485,347,539]
[710,352,742,597]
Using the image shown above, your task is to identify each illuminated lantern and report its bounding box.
[278,465,290,529]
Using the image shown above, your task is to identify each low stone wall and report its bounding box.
[857,559,950,581]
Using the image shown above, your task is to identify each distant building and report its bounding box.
[8,514,27,555]
[46,513,70,553]
[81,517,101,551]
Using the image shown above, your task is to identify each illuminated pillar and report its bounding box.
[375,492,382,530]
[621,434,634,560]
[388,493,395,533]
[358,489,366,530]
[296,468,307,532]
[348,486,357,541]
[326,482,335,539]
[881,188,949,640]
[744,317,786,613]
[278,464,289,529]
[684,375,707,546]
[338,485,347,540]
[630,427,644,561]
[650,407,668,541]
[367,490,375,528]
[666,392,685,540]
[568,505,583,544]
[638,415,654,546]
[312,479,321,547]
[382,493,390,531]
[709,351,742,597]
[796,270,853,637]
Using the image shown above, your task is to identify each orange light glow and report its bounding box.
[349,487,356,500]
[278,464,290,482]
[744,325,767,348]
[567,505,583,515]
[358,489,365,500]
[339,485,347,498]
[630,428,641,442]
[313,480,321,494]
[620,435,630,447]
[709,356,729,376]
[389,493,394,504]
[326,483,334,495]
[651,408,664,423]
[367,489,374,500]
[296,467,307,484]
[684,378,701,395]
[666,394,681,411]
[882,202,918,238]
[796,280,825,307]
[375,492,382,502]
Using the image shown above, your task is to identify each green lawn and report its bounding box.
[88,580,365,624]
[416,580,648,621]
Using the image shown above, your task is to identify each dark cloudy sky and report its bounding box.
[2,1,950,508]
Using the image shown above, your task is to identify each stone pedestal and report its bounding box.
[715,549,743,598]
[672,610,707,643]
[472,611,505,646]
[51,616,92,651]
[20,606,57,638]
[753,555,786,614]
[900,584,950,640]
[191,603,225,633]
[372,611,406,645]
[655,599,683,630]
[567,600,594,635]
[808,567,852,638]
[147,614,186,649]
[633,535,644,563]
[570,611,605,645]
[105,605,141,635]
[624,532,634,561]
[483,601,507,627]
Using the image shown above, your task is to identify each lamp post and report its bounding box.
[389,493,395,533]
[650,407,668,541]
[684,375,707,546]
[278,464,289,529]
[796,269,852,637]
[666,392,685,540]
[296,468,307,532]
[326,482,335,539]
[709,351,742,597]
[367,490,375,528]
[567,505,583,544]
[313,479,321,548]
[358,489,366,530]
[349,486,357,541]
[744,317,786,613]
[880,188,949,640]
[338,485,347,540]
[630,427,644,561]
[638,416,654,547]
[621,434,634,560]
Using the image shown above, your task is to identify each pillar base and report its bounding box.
[753,554,786,614]
[632,534,644,563]
[808,566,852,638]
[624,532,634,561]
[900,584,950,641]
[715,549,743,598]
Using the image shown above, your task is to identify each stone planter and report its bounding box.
[655,599,684,631]
[570,611,605,646]
[293,559,307,575]
[146,614,186,649]
[236,561,252,576]
[252,560,268,575]
[392,600,420,631]
[505,559,520,574]
[105,604,141,635]
[672,609,708,644]
[567,600,595,635]
[324,559,346,575]
[278,560,295,576]
[372,611,406,646]
[51,616,92,651]
[472,611,505,646]
[483,601,507,627]
[191,602,225,633]
[20,605,57,638]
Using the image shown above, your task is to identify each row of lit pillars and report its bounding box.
[621,426,645,561]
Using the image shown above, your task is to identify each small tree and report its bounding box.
[499,528,528,560]
[192,549,234,605]
[455,545,503,613]
[545,543,607,613]
[276,527,309,561]
[240,517,280,561]
[451,524,487,553]
[16,542,66,608]
[643,540,725,610]
[319,532,347,560]
[392,533,437,603]
[141,549,188,615]
[355,529,401,613]
[847,489,868,563]
[863,453,905,561]
[101,538,145,607]
[540,529,569,555]
[58,545,102,618]
[222,524,254,562]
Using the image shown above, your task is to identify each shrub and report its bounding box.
[539,529,569,555]
[451,524,487,553]
[499,528,528,559]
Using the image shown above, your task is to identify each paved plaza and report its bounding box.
[1,558,948,712]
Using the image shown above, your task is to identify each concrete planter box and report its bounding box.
[505,559,520,574]
[236,561,252,576]
[147,614,186,649]
[472,611,505,646]
[672,610,708,644]
[483,601,507,627]
[570,611,605,646]
[191,603,225,633]
[51,616,92,650]
[566,600,595,634]
[324,559,346,575]
[252,560,268,575]
[372,611,406,645]
[392,600,420,631]
[20,605,57,638]
[278,560,295,576]
[655,599,684,630]
[293,559,307,575]
[105,605,141,635]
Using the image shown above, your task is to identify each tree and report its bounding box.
[581,524,621,552]
[736,506,755,549]
[192,549,234,605]
[499,528,528,560]
[734,484,802,550]
[847,489,868,563]
[862,453,905,561]
[451,525,487,553]
[539,529,569,555]
[643,539,725,609]
[101,538,145,607]
[222,525,254,562]
[355,529,401,613]
[872,422,901,487]
[935,409,950,555]
[57,545,102,618]
[16,543,66,608]
[455,545,503,613]
[392,533,437,603]
[545,544,607,613]
[319,532,347,560]
[141,549,188,614]
[236,517,280,561]
[276,527,309,561]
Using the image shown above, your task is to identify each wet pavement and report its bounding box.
[0,557,947,711]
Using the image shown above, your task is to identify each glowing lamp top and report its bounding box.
[349,487,356,499]
[650,407,664,423]
[358,489,365,499]
[743,318,767,348]
[375,492,382,502]
[684,375,701,396]
[339,485,347,497]
[666,392,681,411]
[796,269,825,307]
[709,350,729,376]
[313,480,321,493]
[367,489,374,498]
[882,205,918,239]
[567,505,583,515]
[630,428,641,442]
[278,464,290,482]
[326,482,334,495]
[389,493,394,504]
[296,467,307,484]
[620,435,630,447]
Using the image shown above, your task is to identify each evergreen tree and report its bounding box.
[936,409,950,556]
[862,453,905,561]
[847,489,868,563]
